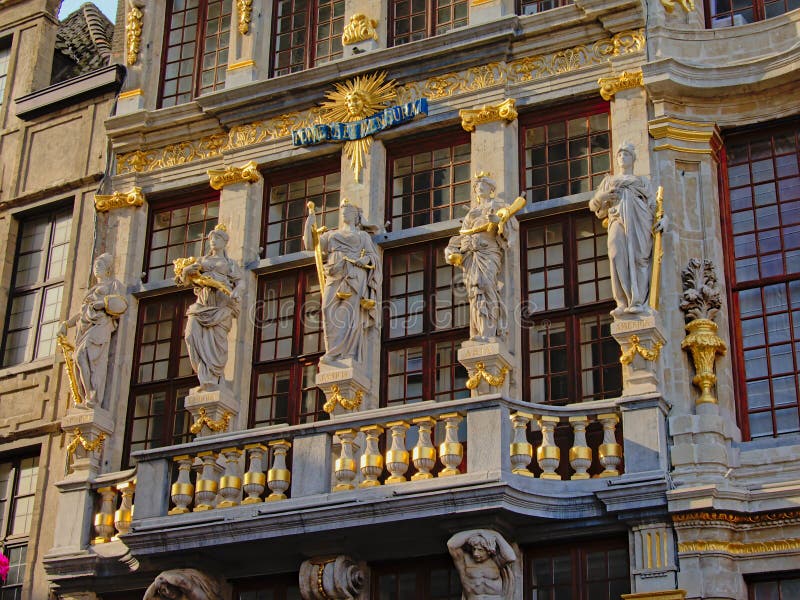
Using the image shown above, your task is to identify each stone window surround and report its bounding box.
[388,0,470,47]
[705,0,800,29]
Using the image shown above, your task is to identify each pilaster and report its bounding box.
[117,0,162,114]
[343,0,386,58]
[470,0,516,25]
[226,0,272,86]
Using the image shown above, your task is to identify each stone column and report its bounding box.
[343,0,386,58]
[226,0,272,87]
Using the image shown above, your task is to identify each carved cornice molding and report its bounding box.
[598,70,644,100]
[207,161,261,190]
[648,116,721,156]
[116,29,644,174]
[678,539,800,556]
[460,98,517,132]
[237,0,253,34]
[126,1,143,66]
[342,14,379,45]
[672,510,800,525]
[94,187,145,212]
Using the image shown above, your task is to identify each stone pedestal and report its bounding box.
[184,386,238,437]
[316,360,374,416]
[62,407,114,478]
[458,340,513,397]
[611,315,667,397]
[668,401,737,485]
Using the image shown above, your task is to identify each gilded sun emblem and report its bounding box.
[322,71,397,122]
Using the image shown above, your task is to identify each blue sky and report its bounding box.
[58,1,118,22]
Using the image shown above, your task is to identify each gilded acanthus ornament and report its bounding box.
[323,384,364,414]
[125,0,144,66]
[189,407,232,435]
[236,0,253,34]
[597,70,644,101]
[207,160,261,190]
[65,428,106,473]
[460,98,518,132]
[466,361,510,390]
[619,335,663,365]
[94,186,145,212]
[660,0,695,13]
[342,13,379,45]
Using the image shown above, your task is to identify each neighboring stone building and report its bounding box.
[0,2,122,599]
[3,0,796,599]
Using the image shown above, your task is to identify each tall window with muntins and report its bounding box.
[159,0,232,108]
[0,39,11,108]
[125,293,195,464]
[388,133,471,231]
[382,241,469,406]
[521,104,611,204]
[0,455,39,600]
[706,0,799,28]
[250,269,327,427]
[517,0,573,15]
[263,160,341,258]
[522,212,621,405]
[145,194,220,282]
[389,0,468,45]
[2,208,71,367]
[749,575,800,599]
[271,0,345,77]
[723,121,800,438]
[372,556,462,599]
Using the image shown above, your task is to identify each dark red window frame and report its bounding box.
[517,0,573,15]
[388,0,469,47]
[748,571,800,600]
[371,555,463,599]
[705,0,799,29]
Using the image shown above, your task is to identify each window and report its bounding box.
[522,212,622,404]
[2,208,72,367]
[236,573,301,600]
[382,241,469,406]
[722,121,800,438]
[389,0,468,45]
[271,0,345,77]
[159,0,232,108]
[0,454,40,600]
[250,269,327,427]
[517,0,573,15]
[145,193,220,283]
[524,539,630,600]
[0,39,11,108]
[520,103,611,204]
[749,574,800,599]
[125,293,195,463]
[387,133,471,231]
[706,0,799,28]
[263,159,341,258]
[372,556,462,599]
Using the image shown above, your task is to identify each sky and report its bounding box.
[58,0,118,22]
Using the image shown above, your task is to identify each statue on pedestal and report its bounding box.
[589,142,666,317]
[445,173,525,342]
[174,224,243,389]
[58,253,128,408]
[304,199,381,366]
[448,529,517,600]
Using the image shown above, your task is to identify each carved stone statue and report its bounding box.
[58,253,128,408]
[143,568,230,600]
[589,142,666,317]
[445,173,525,342]
[447,529,517,600]
[174,224,243,389]
[304,199,381,366]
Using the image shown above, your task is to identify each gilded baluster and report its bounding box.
[411,416,437,481]
[194,451,220,511]
[218,447,243,508]
[93,486,117,544]
[568,416,592,480]
[169,454,195,515]
[242,444,268,504]
[536,415,561,480]
[333,429,359,492]
[385,421,410,484]
[359,425,384,488]
[598,413,623,478]
[267,439,292,501]
[113,480,135,538]
[510,412,534,476]
[438,413,464,477]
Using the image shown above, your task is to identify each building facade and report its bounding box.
[0,0,795,598]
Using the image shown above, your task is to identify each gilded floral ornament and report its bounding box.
[459,98,518,132]
[342,14,379,45]
[619,335,663,365]
[236,0,253,34]
[66,428,106,473]
[125,0,144,66]
[323,384,364,414]
[207,160,261,190]
[466,362,510,390]
[597,70,644,101]
[660,0,695,13]
[678,539,800,555]
[189,407,232,435]
[95,186,145,212]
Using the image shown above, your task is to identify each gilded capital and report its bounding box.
[207,160,261,190]
[660,0,695,13]
[95,186,145,212]
[597,70,644,101]
[460,98,518,132]
[126,0,144,66]
[342,14,379,45]
[648,117,721,155]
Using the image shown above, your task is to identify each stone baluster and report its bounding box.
[536,415,561,480]
[509,412,534,476]
[438,413,464,477]
[242,444,267,504]
[194,451,220,511]
[93,486,117,544]
[333,429,359,492]
[598,413,623,478]
[411,416,437,481]
[568,416,592,480]
[114,480,135,538]
[385,421,410,484]
[169,454,195,515]
[359,425,384,488]
[267,439,292,501]
[218,447,243,508]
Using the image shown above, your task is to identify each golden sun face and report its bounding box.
[322,71,397,123]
